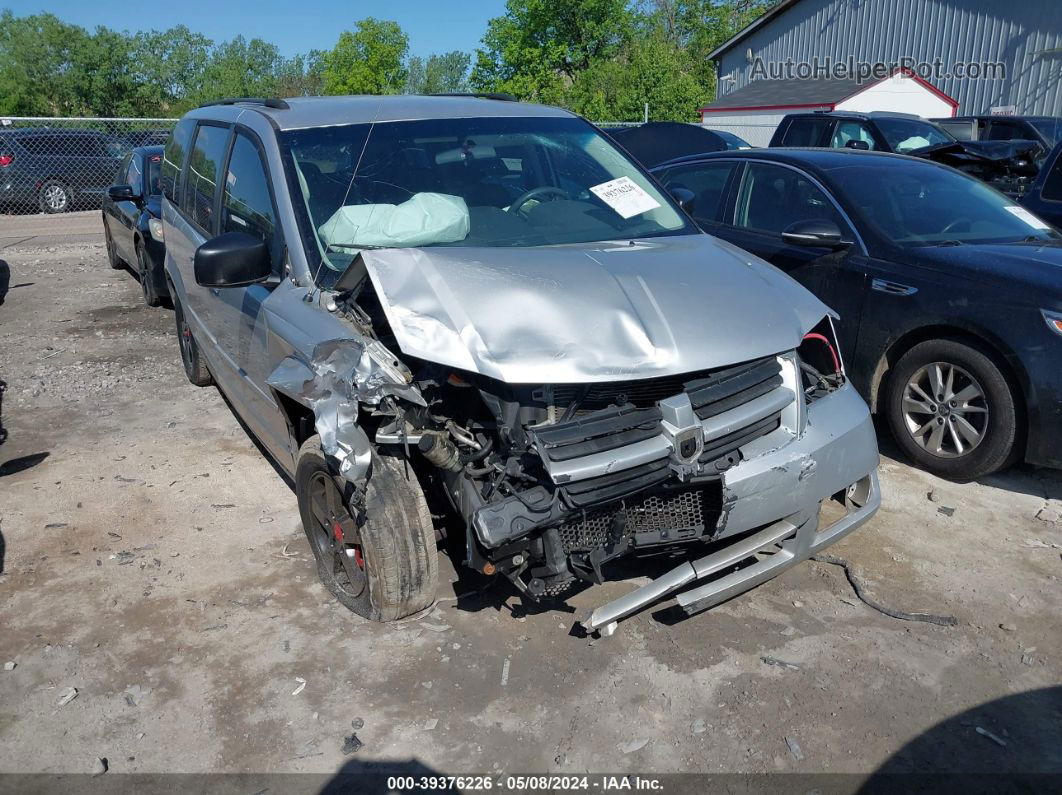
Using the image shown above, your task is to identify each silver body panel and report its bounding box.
[362,236,829,383]
[582,383,880,634]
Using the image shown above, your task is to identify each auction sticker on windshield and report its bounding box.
[1005,205,1051,230]
[590,176,661,219]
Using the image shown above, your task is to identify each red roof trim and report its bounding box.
[699,102,833,113]
[699,68,959,115]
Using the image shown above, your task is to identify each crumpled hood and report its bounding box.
[361,235,829,383]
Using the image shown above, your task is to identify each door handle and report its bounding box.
[871,278,918,296]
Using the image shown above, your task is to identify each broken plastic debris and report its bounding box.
[691,719,706,735]
[291,677,307,696]
[92,757,108,776]
[500,658,510,686]
[785,736,805,761]
[937,506,956,517]
[619,737,649,754]
[3,661,15,671]
[341,733,363,755]
[761,656,801,671]
[975,726,1007,748]
[56,686,78,707]
[422,718,439,731]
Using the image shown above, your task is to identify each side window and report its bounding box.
[779,118,830,147]
[116,153,133,186]
[734,162,849,236]
[221,132,280,265]
[657,161,737,222]
[830,121,876,150]
[161,119,196,205]
[182,124,231,234]
[127,155,144,196]
[1041,155,1062,202]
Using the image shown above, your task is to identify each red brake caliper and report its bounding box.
[332,519,364,569]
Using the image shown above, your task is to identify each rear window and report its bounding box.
[161,119,196,205]
[779,118,831,147]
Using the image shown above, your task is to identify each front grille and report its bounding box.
[551,368,716,414]
[556,485,720,554]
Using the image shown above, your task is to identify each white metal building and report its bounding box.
[699,70,958,147]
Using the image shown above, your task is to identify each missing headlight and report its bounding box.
[798,317,845,403]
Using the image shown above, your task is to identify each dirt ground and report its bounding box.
[1,220,1060,779]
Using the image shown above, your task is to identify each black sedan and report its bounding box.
[651,147,1062,480]
[101,146,168,307]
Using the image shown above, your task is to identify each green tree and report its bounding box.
[567,30,706,121]
[276,50,326,97]
[405,51,471,94]
[0,11,88,115]
[470,0,633,103]
[197,36,283,103]
[322,18,408,95]
[130,26,212,114]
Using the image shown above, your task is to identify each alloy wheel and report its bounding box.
[901,361,989,458]
[43,184,67,212]
[306,470,367,598]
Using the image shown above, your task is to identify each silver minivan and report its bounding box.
[161,95,880,635]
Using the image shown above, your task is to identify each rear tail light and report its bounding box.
[0,154,13,167]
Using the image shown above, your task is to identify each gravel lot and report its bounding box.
[0,220,1060,779]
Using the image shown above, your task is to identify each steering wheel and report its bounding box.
[941,219,971,235]
[507,186,571,215]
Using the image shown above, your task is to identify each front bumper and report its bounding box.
[581,382,880,635]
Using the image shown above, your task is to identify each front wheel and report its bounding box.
[885,338,1020,480]
[295,437,438,622]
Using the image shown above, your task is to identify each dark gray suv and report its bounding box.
[161,96,880,635]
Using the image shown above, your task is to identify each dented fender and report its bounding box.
[267,337,425,485]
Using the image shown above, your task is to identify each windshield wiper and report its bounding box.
[928,239,964,247]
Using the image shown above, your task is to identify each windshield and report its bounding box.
[1029,118,1062,147]
[280,116,691,278]
[830,162,1062,247]
[874,117,954,153]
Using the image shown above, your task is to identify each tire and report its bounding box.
[295,436,438,622]
[136,242,161,307]
[39,180,71,214]
[885,338,1020,480]
[172,294,213,386]
[104,224,123,269]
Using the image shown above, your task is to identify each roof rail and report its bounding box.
[197,97,290,110]
[432,92,518,102]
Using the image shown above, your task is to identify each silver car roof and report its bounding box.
[193,95,577,131]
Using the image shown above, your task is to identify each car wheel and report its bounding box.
[173,294,213,386]
[885,338,1020,481]
[104,225,123,269]
[137,243,161,307]
[295,436,438,622]
[39,180,71,214]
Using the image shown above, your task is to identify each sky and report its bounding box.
[6,0,509,58]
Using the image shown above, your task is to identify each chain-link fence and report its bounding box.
[0,117,178,214]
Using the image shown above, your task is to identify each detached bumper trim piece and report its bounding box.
[580,471,880,636]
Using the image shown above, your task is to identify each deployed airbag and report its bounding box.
[319,192,470,249]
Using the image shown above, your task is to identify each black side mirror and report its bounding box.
[194,232,272,288]
[782,219,848,249]
[669,186,696,213]
[844,140,870,151]
[107,184,138,201]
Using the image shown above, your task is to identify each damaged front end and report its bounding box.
[276,244,879,634]
[913,139,1044,198]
